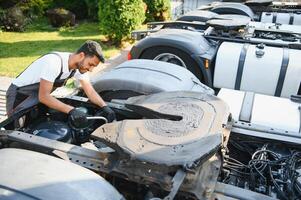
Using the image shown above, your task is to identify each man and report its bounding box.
[6,40,115,126]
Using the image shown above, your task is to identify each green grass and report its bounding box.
[0,18,120,77]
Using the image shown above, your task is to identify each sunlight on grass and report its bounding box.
[0,56,40,77]
[0,19,119,77]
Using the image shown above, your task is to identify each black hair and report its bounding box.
[76,40,105,63]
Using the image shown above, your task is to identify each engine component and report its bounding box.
[92,91,230,166]
[29,120,71,142]
[206,18,250,32]
[68,107,90,129]
[67,107,97,144]
[222,143,301,200]
[90,91,230,199]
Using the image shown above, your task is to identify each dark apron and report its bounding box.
[6,53,76,117]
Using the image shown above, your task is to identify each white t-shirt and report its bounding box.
[12,52,89,87]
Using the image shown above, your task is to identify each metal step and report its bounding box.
[0,110,6,116]
[0,90,7,120]
[0,89,8,119]
[0,99,5,107]
[0,90,6,96]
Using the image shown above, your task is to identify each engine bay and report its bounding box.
[0,90,300,200]
[4,97,107,145]
[222,133,301,200]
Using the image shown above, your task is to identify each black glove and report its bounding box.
[68,108,89,129]
[96,106,116,123]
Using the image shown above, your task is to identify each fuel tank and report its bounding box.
[214,42,301,97]
[261,12,301,25]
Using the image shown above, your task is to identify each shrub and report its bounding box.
[0,0,19,9]
[0,0,51,18]
[84,0,98,21]
[18,0,52,18]
[0,6,28,31]
[144,0,171,22]
[0,7,5,29]
[50,0,88,20]
[98,0,145,44]
[46,8,75,27]
[0,0,51,32]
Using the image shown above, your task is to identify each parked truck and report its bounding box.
[0,58,300,200]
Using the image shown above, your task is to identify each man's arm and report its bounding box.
[39,79,74,113]
[79,79,106,107]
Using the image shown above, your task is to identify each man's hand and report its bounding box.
[97,106,116,123]
[68,108,89,128]
[80,79,115,122]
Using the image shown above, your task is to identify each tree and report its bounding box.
[98,0,145,44]
[144,0,171,22]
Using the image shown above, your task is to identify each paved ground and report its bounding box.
[92,45,131,76]
[0,46,130,122]
[0,76,14,92]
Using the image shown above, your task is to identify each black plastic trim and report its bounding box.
[275,48,289,97]
[235,43,249,90]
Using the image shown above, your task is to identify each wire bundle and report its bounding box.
[222,143,301,200]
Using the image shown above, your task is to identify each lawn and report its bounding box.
[0,18,120,77]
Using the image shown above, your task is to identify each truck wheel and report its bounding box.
[140,46,203,81]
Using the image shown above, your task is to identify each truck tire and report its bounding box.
[140,46,203,81]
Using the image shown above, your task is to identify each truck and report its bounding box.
[198,1,301,25]
[129,8,301,98]
[0,58,300,200]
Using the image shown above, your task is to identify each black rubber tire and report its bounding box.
[140,46,203,81]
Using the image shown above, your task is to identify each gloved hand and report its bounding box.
[96,106,116,123]
[68,108,89,129]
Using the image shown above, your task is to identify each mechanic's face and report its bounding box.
[76,55,100,74]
